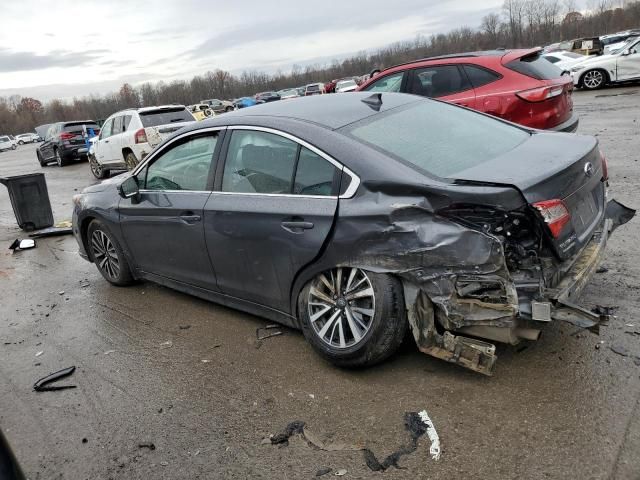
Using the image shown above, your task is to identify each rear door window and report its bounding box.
[139,108,194,127]
[506,52,563,79]
[112,116,124,135]
[293,147,338,196]
[362,72,405,93]
[408,65,471,98]
[463,65,502,88]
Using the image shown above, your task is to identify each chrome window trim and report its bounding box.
[225,125,360,199]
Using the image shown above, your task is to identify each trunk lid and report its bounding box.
[449,133,606,259]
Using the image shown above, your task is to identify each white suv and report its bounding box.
[0,135,17,151]
[89,105,195,179]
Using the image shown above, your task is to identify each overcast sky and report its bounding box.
[0,0,508,101]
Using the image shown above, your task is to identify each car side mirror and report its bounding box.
[118,175,140,202]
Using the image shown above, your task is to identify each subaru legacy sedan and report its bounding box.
[72,93,634,375]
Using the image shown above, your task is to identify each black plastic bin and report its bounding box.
[0,173,54,231]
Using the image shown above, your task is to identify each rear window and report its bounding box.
[342,100,529,178]
[63,122,99,132]
[307,85,320,91]
[139,108,193,127]
[507,52,564,80]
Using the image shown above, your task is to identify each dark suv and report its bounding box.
[37,120,100,167]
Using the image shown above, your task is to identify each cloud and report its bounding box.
[0,48,108,73]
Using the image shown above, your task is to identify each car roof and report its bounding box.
[62,120,96,125]
[184,92,419,131]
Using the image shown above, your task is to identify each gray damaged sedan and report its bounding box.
[72,92,634,375]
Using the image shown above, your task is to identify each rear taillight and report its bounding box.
[516,85,564,103]
[600,152,609,181]
[134,128,148,144]
[60,132,74,140]
[533,199,571,238]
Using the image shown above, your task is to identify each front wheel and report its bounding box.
[87,220,134,286]
[298,268,407,368]
[11,145,16,150]
[89,154,107,179]
[55,149,66,167]
[582,69,606,90]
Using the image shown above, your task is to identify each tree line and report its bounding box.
[1,0,639,135]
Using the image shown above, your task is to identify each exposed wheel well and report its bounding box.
[122,147,135,160]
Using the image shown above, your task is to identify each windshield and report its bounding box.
[611,37,639,55]
[139,108,193,127]
[342,100,529,178]
[0,136,9,142]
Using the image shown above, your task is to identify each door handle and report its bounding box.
[281,220,314,232]
[179,212,202,224]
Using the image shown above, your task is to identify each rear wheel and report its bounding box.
[89,154,107,179]
[298,268,407,368]
[87,220,134,286]
[124,151,138,170]
[582,69,606,90]
[18,140,24,145]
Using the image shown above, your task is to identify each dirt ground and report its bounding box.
[1,87,639,479]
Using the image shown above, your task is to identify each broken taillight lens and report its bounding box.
[134,128,148,144]
[533,199,571,238]
[516,85,564,103]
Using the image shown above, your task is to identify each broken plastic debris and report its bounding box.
[201,359,211,363]
[33,366,76,392]
[28,226,72,238]
[138,442,156,450]
[9,239,36,251]
[315,467,332,477]
[418,410,441,461]
[159,340,173,348]
[256,324,283,341]
[103,350,115,355]
[335,469,347,476]
[309,394,315,399]
[35,351,43,357]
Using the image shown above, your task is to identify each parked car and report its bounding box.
[296,86,306,96]
[189,104,215,121]
[560,37,604,56]
[571,36,640,89]
[15,132,40,144]
[0,135,17,151]
[200,98,235,114]
[305,83,325,96]
[278,88,301,99]
[233,97,261,109]
[601,30,640,54]
[357,48,578,132]
[335,79,358,93]
[255,91,281,102]
[89,105,196,178]
[72,92,633,375]
[324,80,337,93]
[36,120,99,166]
[543,51,586,71]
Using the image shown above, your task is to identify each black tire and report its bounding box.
[225,106,234,112]
[11,145,16,150]
[124,151,138,170]
[55,148,67,167]
[87,220,134,286]
[89,154,107,179]
[581,69,607,90]
[298,268,407,368]
[18,140,24,145]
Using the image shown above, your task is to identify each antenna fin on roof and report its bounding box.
[361,93,383,111]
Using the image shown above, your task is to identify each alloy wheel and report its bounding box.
[307,267,376,349]
[55,150,62,166]
[583,70,604,89]
[91,230,120,280]
[89,155,103,178]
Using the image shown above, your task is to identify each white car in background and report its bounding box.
[571,37,640,90]
[15,132,40,144]
[543,51,586,71]
[335,79,358,93]
[0,135,17,151]
[601,31,640,54]
[89,105,195,179]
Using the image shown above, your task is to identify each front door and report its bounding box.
[204,128,340,313]
[94,118,115,166]
[119,131,222,289]
[617,40,640,81]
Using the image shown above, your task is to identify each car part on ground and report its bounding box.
[72,93,634,375]
[357,48,578,132]
[571,37,640,90]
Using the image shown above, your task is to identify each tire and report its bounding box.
[18,140,24,145]
[298,268,407,368]
[36,150,46,167]
[11,145,16,150]
[89,154,107,179]
[582,69,607,90]
[225,106,234,112]
[55,148,67,167]
[87,220,134,286]
[124,151,138,170]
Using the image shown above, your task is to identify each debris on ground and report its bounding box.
[270,421,305,445]
[33,366,76,392]
[159,340,173,349]
[419,410,441,461]
[179,325,191,330]
[596,266,609,273]
[335,469,347,476]
[104,350,115,355]
[591,305,618,317]
[138,442,156,450]
[82,438,88,444]
[9,239,36,251]
[610,344,630,357]
[35,351,43,357]
[28,226,72,238]
[256,324,283,341]
[315,467,332,476]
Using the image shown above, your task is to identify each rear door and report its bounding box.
[617,40,640,80]
[461,64,503,114]
[94,118,114,166]
[204,127,340,313]
[119,130,222,289]
[406,65,476,108]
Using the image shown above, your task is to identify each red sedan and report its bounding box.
[357,48,578,132]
